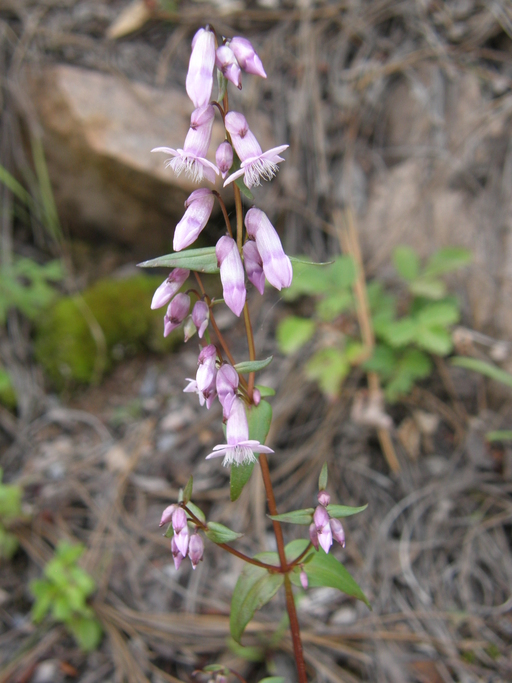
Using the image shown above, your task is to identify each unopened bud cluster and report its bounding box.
[309,490,346,555]
[160,504,204,570]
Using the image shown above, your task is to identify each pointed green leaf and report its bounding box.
[289,257,333,266]
[205,521,243,544]
[68,616,103,651]
[416,302,459,328]
[228,639,265,662]
[268,508,314,525]
[305,347,350,398]
[216,70,228,103]
[182,476,193,505]
[185,501,206,524]
[415,325,452,355]
[255,384,275,397]
[393,245,420,281]
[409,277,446,300]
[326,503,367,518]
[235,176,254,201]
[259,678,285,683]
[451,357,512,389]
[230,400,272,502]
[230,564,284,643]
[379,318,417,347]
[423,247,472,277]
[277,316,315,355]
[234,356,273,373]
[318,463,328,491]
[486,430,512,442]
[138,247,219,273]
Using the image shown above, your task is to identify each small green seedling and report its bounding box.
[30,541,102,651]
[0,468,22,559]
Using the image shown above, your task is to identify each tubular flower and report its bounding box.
[186,27,215,108]
[152,105,219,184]
[164,293,190,337]
[151,269,190,310]
[174,188,215,252]
[215,141,233,179]
[330,518,346,548]
[205,397,273,466]
[216,363,239,418]
[223,111,288,188]
[314,505,333,554]
[243,240,265,295]
[317,490,331,507]
[196,344,217,395]
[216,45,242,89]
[184,377,216,410]
[191,300,210,338]
[229,36,267,79]
[245,208,292,290]
[171,536,184,570]
[216,236,246,317]
[188,533,204,569]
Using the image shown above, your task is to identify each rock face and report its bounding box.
[25,65,272,256]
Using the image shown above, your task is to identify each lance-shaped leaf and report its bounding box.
[230,400,273,502]
[182,476,193,505]
[255,384,275,397]
[326,503,368,519]
[205,521,243,544]
[286,539,370,606]
[268,508,314,525]
[185,501,206,524]
[138,247,219,273]
[234,356,273,374]
[318,463,328,491]
[230,563,284,643]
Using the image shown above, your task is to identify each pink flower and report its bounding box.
[174,189,215,251]
[174,524,190,557]
[186,28,215,108]
[216,236,246,317]
[314,505,333,554]
[164,293,190,337]
[318,490,331,507]
[151,269,190,310]
[229,37,267,79]
[300,570,308,590]
[243,240,265,295]
[152,105,219,184]
[205,397,273,466]
[223,111,288,188]
[191,300,209,338]
[171,536,184,570]
[188,533,204,569]
[330,518,346,548]
[216,363,239,418]
[215,141,233,179]
[309,522,319,551]
[184,378,216,410]
[196,344,217,395]
[159,504,178,527]
[245,208,292,290]
[216,45,242,89]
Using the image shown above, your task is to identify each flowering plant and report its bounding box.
[140,26,368,682]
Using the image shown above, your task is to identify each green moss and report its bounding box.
[34,275,181,388]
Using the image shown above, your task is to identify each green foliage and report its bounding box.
[234,356,273,373]
[318,462,328,491]
[0,468,22,559]
[138,246,219,273]
[205,521,243,544]
[34,275,180,388]
[269,509,315,525]
[278,246,470,402]
[0,365,17,410]
[451,357,512,389]
[30,541,102,651]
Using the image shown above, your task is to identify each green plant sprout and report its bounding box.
[30,541,102,651]
[277,246,471,401]
[0,468,22,560]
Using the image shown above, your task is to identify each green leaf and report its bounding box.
[286,540,369,607]
[268,508,314,525]
[259,678,285,683]
[283,256,355,302]
[230,400,272,502]
[393,246,420,281]
[68,616,103,651]
[55,541,86,566]
[276,316,315,355]
[384,348,432,402]
[363,345,397,379]
[138,247,219,273]
[30,582,53,622]
[228,639,265,662]
[326,503,368,518]
[289,257,333,266]
[182,476,193,505]
[379,318,417,348]
[451,357,512,389]
[316,290,353,322]
[205,521,243,544]
[423,247,472,277]
[235,176,254,201]
[486,430,512,442]
[234,356,273,373]
[318,463,328,491]
[327,255,358,289]
[230,564,284,643]
[416,302,460,328]
[53,595,72,621]
[305,348,350,398]
[185,501,206,524]
[415,325,452,355]
[255,384,275,397]
[409,277,446,300]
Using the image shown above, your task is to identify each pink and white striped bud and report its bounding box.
[314,505,333,554]
[171,507,187,534]
[216,45,242,89]
[186,28,215,108]
[151,269,190,310]
[171,536,184,570]
[174,189,215,252]
[226,397,249,445]
[216,236,246,317]
[174,525,190,558]
[188,533,204,569]
[184,316,197,342]
[252,388,261,406]
[330,518,346,548]
[318,490,331,507]
[215,141,233,179]
[164,293,190,337]
[159,504,177,527]
[245,208,292,291]
[216,364,239,418]
[192,300,209,338]
[196,344,218,394]
[300,569,308,590]
[243,240,265,295]
[309,522,319,551]
[229,36,267,79]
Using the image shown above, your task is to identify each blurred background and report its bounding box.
[1,1,512,682]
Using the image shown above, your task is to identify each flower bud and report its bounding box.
[309,522,319,551]
[229,36,267,79]
[196,344,217,393]
[313,504,330,530]
[252,388,261,406]
[164,293,190,337]
[183,316,197,342]
[243,240,265,295]
[171,536,184,570]
[186,28,215,108]
[216,45,242,89]
[174,189,215,252]
[159,504,177,527]
[192,300,209,338]
[216,236,246,317]
[189,533,204,569]
[151,269,190,309]
[317,490,331,507]
[314,505,333,554]
[245,209,292,290]
[171,507,187,534]
[330,518,346,548]
[216,364,239,418]
[174,525,190,557]
[215,141,233,179]
[300,570,308,590]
